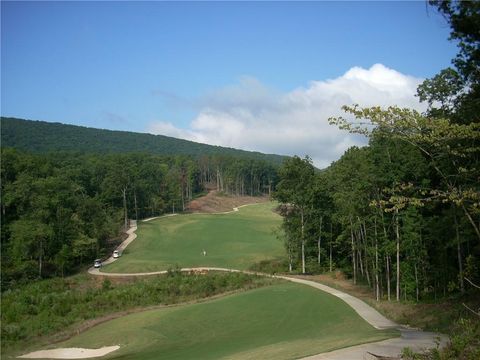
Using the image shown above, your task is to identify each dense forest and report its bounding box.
[1,0,478,308]
[274,0,480,303]
[0,150,277,289]
[0,117,286,164]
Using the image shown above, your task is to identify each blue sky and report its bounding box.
[1,1,457,167]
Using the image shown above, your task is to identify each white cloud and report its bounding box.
[147,64,426,168]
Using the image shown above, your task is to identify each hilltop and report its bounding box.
[0,117,286,164]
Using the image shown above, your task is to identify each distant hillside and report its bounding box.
[1,117,286,164]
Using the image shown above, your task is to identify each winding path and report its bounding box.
[87,215,447,360]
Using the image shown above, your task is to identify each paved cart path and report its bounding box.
[86,215,447,360]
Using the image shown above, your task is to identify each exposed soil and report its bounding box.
[186,190,270,213]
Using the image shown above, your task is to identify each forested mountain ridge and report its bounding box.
[0,117,286,164]
[1,119,283,288]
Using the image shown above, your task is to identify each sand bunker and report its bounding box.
[18,346,120,359]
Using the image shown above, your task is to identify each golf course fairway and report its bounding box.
[104,203,284,273]
[58,282,398,360]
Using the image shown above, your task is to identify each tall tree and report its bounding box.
[274,156,315,274]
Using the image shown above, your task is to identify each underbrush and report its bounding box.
[300,271,479,334]
[249,258,289,274]
[1,271,277,355]
[402,317,480,360]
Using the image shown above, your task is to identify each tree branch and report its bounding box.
[464,277,480,290]
[462,303,480,317]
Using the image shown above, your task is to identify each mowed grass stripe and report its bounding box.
[60,282,398,360]
[104,203,284,273]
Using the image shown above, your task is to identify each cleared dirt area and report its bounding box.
[186,190,270,213]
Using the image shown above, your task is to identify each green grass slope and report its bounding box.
[58,282,398,360]
[0,117,286,164]
[104,203,283,273]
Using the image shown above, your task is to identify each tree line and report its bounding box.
[274,0,479,302]
[0,150,277,289]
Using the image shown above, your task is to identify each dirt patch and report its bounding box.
[186,190,270,213]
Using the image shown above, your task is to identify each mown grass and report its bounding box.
[1,271,275,357]
[104,202,284,273]
[300,272,480,334]
[57,282,398,360]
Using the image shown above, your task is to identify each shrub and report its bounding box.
[1,271,275,354]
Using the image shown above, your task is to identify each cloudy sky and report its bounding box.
[1,1,456,168]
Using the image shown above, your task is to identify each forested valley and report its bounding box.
[1,1,479,358]
[1,1,478,304]
[0,150,277,289]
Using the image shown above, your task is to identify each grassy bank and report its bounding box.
[297,272,480,334]
[1,271,275,357]
[105,202,284,273]
[56,282,398,360]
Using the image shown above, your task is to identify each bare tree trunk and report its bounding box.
[122,186,128,230]
[301,209,306,274]
[134,189,138,221]
[461,203,480,242]
[380,210,391,301]
[181,182,185,212]
[360,221,371,287]
[350,217,356,284]
[357,234,364,277]
[216,167,224,191]
[374,216,379,301]
[318,217,323,266]
[414,262,419,302]
[330,222,333,272]
[454,207,465,294]
[250,170,253,196]
[39,236,43,278]
[386,254,391,301]
[395,208,400,302]
[380,275,384,299]
[288,237,293,273]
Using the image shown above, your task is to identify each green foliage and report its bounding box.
[0,117,286,164]
[421,1,480,124]
[55,282,397,360]
[274,155,315,207]
[101,278,112,291]
[1,148,280,289]
[1,272,273,354]
[402,317,480,360]
[274,156,316,273]
[464,255,479,283]
[248,258,289,274]
[275,105,478,302]
[417,68,464,118]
